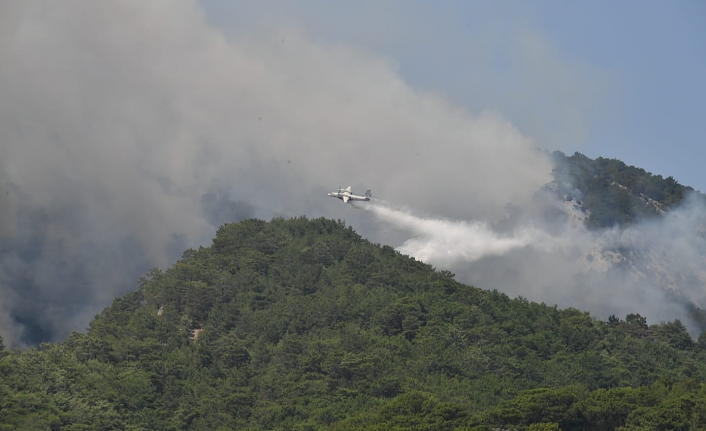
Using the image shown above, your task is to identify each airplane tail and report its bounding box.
[364,189,372,198]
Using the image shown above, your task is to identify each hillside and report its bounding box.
[546,152,706,325]
[2,217,706,430]
[551,151,703,229]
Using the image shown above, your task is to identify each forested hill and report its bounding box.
[3,217,706,430]
[551,151,703,229]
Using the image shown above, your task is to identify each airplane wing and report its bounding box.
[343,196,349,203]
[345,186,352,193]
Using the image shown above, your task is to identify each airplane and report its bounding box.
[327,186,371,203]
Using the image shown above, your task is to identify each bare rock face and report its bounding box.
[562,200,587,228]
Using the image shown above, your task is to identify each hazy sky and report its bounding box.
[201,0,706,192]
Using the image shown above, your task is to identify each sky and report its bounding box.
[201,0,706,192]
[1,0,705,345]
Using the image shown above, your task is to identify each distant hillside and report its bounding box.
[551,151,703,229]
[543,152,706,331]
[2,217,706,430]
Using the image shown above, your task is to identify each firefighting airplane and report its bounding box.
[327,186,371,203]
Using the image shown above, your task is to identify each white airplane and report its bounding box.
[328,186,371,203]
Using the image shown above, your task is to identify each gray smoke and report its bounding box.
[0,0,551,345]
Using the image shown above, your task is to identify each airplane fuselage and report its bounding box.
[327,187,371,203]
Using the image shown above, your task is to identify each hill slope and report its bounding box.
[2,217,706,430]
[545,152,706,324]
[551,151,703,229]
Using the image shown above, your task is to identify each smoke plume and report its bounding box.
[364,202,564,265]
[0,0,550,345]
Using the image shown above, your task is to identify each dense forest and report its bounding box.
[551,151,702,229]
[2,217,706,430]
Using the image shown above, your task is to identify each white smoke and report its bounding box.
[365,202,565,265]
